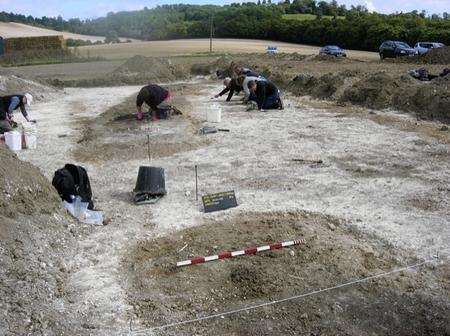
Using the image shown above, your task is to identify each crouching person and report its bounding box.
[0,93,35,134]
[136,84,173,121]
[247,80,284,111]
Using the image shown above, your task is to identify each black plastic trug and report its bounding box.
[134,166,166,196]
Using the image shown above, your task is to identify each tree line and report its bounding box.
[1,1,449,52]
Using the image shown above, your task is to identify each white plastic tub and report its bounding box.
[5,131,22,151]
[207,109,221,123]
[25,134,37,149]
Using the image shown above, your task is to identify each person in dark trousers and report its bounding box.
[247,80,284,111]
[0,93,35,134]
[213,78,243,101]
[136,84,173,121]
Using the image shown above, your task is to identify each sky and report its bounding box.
[0,0,448,19]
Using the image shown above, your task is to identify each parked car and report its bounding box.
[319,45,346,57]
[379,41,417,59]
[267,45,278,54]
[414,42,445,55]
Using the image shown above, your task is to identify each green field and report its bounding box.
[282,13,345,21]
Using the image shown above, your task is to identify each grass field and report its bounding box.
[75,38,379,61]
[282,13,345,20]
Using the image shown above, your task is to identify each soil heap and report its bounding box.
[0,74,59,100]
[395,46,450,65]
[0,146,78,335]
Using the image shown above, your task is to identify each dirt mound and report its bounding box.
[0,146,78,335]
[288,69,450,122]
[125,211,449,335]
[0,74,59,100]
[394,46,450,65]
[338,71,450,121]
[289,70,359,100]
[0,147,60,217]
[191,55,234,76]
[113,55,184,81]
[52,56,190,87]
[339,72,412,109]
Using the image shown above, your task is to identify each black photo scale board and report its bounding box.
[202,191,238,213]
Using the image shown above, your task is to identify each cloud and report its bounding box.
[372,0,449,14]
[364,0,376,12]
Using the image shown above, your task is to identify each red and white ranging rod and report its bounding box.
[176,238,305,267]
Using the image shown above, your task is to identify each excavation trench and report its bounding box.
[16,79,450,335]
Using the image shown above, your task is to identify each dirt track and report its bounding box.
[15,78,450,335]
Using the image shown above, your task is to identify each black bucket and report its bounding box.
[134,166,166,196]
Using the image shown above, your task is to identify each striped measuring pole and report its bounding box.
[176,238,305,267]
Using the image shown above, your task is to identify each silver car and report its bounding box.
[414,42,445,55]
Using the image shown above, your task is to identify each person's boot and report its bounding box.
[278,97,284,110]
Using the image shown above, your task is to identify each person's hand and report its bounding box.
[29,119,37,124]
[136,111,143,121]
[213,94,219,99]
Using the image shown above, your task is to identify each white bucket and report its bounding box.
[25,134,37,149]
[22,122,37,135]
[207,109,221,123]
[5,131,22,151]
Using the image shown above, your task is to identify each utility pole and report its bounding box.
[209,13,214,53]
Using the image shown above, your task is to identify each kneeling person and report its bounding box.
[213,77,242,101]
[0,93,35,134]
[136,84,173,121]
[247,80,283,111]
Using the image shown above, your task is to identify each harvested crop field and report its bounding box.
[0,22,139,42]
[75,38,380,61]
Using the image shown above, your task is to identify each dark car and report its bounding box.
[379,41,417,59]
[319,45,347,57]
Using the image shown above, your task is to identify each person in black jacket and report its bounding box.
[247,80,284,111]
[213,78,243,101]
[0,93,35,134]
[136,84,173,121]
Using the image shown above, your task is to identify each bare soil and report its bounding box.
[2,53,449,335]
[26,53,449,122]
[126,211,449,336]
[392,46,450,65]
[0,72,60,100]
[0,146,81,335]
[73,82,208,163]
